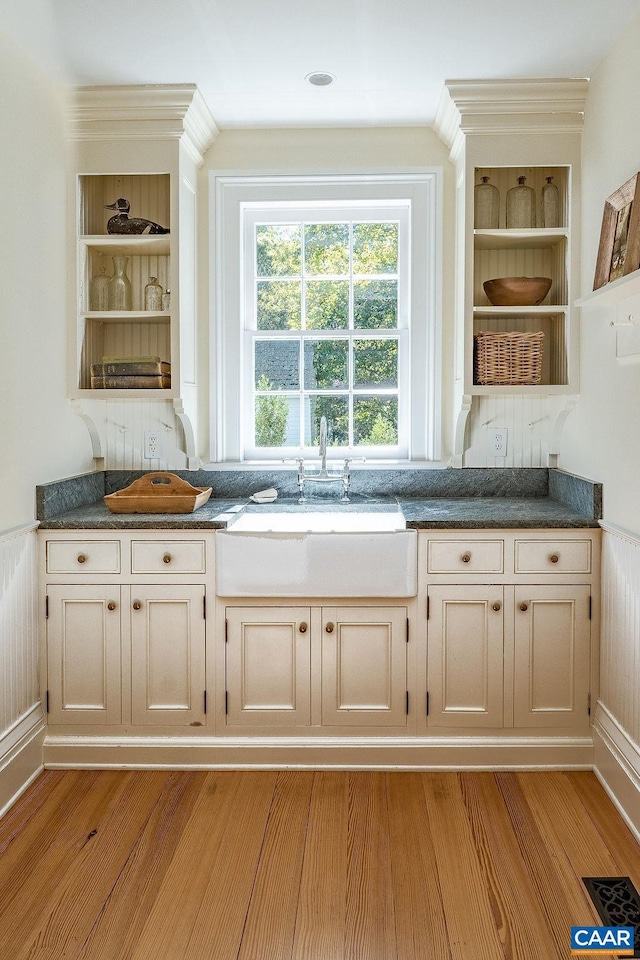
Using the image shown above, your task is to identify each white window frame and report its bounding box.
[210,172,442,464]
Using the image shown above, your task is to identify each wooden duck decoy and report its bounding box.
[104,198,170,235]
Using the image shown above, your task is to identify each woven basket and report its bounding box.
[474,331,544,385]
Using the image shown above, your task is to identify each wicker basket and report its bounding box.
[474,331,544,385]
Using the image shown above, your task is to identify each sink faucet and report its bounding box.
[318,416,328,476]
[283,415,365,502]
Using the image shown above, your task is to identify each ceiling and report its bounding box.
[6,0,640,128]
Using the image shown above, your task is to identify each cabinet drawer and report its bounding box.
[46,540,121,574]
[130,540,206,574]
[514,539,592,574]
[427,539,504,574]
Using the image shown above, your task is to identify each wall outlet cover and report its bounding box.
[144,431,163,460]
[489,428,508,457]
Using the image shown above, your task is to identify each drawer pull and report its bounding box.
[162,554,172,564]
[132,601,142,611]
[549,553,559,564]
[461,552,471,563]
[325,622,335,634]
[77,553,87,564]
[107,601,116,611]
[519,602,529,612]
[299,622,308,634]
[492,602,502,612]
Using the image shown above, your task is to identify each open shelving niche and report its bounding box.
[77,173,173,397]
[472,165,571,394]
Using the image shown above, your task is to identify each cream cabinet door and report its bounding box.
[130,585,206,726]
[427,586,504,728]
[225,607,311,727]
[46,584,121,724]
[321,606,407,727]
[513,585,591,729]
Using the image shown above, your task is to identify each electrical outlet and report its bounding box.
[489,428,508,457]
[144,431,163,460]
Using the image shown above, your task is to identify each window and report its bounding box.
[212,174,441,463]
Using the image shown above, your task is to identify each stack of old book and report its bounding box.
[90,356,171,389]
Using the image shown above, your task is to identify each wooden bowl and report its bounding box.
[483,276,552,306]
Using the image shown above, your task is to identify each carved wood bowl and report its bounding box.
[483,276,552,306]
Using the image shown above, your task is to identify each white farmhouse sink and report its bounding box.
[216,511,417,597]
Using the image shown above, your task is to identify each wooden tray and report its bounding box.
[104,473,212,514]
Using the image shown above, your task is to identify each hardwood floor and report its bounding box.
[0,770,638,959]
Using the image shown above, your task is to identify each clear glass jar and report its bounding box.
[108,256,132,311]
[89,265,109,311]
[506,176,536,229]
[541,176,560,228]
[474,176,500,229]
[144,276,163,311]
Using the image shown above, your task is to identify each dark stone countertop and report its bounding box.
[35,467,602,531]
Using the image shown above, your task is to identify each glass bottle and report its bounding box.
[162,289,171,311]
[506,176,536,229]
[541,176,560,228]
[108,256,132,311]
[89,264,109,311]
[144,276,163,311]
[474,176,500,229]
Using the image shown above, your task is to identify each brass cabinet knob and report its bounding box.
[519,602,529,612]
[461,552,471,563]
[549,553,559,564]
[133,601,142,610]
[107,601,116,611]
[77,553,87,564]
[299,622,308,634]
[492,602,501,612]
[162,554,172,564]
[325,622,335,633]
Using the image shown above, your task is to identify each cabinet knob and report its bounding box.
[549,553,559,564]
[461,552,471,563]
[77,553,87,564]
[325,622,335,633]
[519,602,529,612]
[107,601,116,611]
[492,602,501,612]
[162,553,172,564]
[299,621,308,634]
[132,601,142,611]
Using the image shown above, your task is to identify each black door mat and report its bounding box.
[583,877,640,957]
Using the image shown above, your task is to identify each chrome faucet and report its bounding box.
[318,416,329,476]
[283,415,365,503]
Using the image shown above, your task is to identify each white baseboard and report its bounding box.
[43,733,594,771]
[593,703,640,842]
[0,704,45,819]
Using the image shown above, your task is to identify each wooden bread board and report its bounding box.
[104,473,212,513]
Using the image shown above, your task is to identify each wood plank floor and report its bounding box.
[0,770,638,959]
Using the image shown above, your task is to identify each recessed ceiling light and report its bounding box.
[306,72,335,87]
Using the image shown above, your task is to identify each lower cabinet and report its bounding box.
[46,583,206,726]
[224,605,408,729]
[427,583,592,730]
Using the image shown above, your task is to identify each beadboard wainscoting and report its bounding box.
[0,524,45,816]
[594,522,640,839]
[465,395,572,468]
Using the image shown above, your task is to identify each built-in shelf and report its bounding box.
[81,235,171,256]
[82,312,170,322]
[473,305,568,317]
[576,267,640,308]
[474,228,567,250]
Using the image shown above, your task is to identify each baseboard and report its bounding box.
[43,733,594,771]
[0,704,45,819]
[593,702,640,842]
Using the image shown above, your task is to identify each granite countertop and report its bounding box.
[36,467,602,530]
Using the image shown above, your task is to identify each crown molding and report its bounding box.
[68,84,219,166]
[434,77,589,151]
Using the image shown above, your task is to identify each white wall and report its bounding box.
[0,25,92,533]
[560,14,640,834]
[560,13,640,535]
